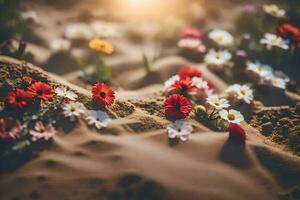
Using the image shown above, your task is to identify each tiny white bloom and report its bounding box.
[246,61,273,79]
[260,33,289,50]
[55,87,78,101]
[226,84,254,104]
[20,11,39,24]
[167,120,193,142]
[50,38,71,52]
[263,4,286,18]
[271,77,287,89]
[65,23,94,40]
[86,110,111,129]
[208,29,234,47]
[219,109,244,124]
[90,21,119,38]
[62,101,86,121]
[206,95,230,110]
[204,49,232,66]
[163,75,180,91]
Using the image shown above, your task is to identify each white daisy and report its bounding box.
[90,21,119,38]
[204,49,232,66]
[55,87,78,101]
[271,77,287,89]
[206,95,230,110]
[219,109,244,124]
[50,38,71,52]
[163,75,180,91]
[246,61,273,79]
[167,120,193,142]
[62,101,86,121]
[65,23,94,40]
[260,33,289,50]
[20,11,40,24]
[263,4,286,18]
[86,110,111,129]
[226,84,254,104]
[208,29,234,47]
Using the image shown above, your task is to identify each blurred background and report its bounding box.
[0,0,299,85]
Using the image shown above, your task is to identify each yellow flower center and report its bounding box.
[70,106,77,112]
[240,90,246,95]
[227,113,235,120]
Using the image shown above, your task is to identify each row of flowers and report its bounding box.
[1,78,115,144]
[163,67,250,143]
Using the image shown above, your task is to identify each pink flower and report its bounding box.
[29,121,56,141]
[180,28,202,39]
[0,118,22,140]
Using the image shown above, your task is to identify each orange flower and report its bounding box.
[89,39,114,54]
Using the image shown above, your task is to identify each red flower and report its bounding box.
[164,94,192,120]
[0,118,22,140]
[92,83,115,107]
[28,81,55,101]
[277,23,300,47]
[7,89,33,110]
[228,123,246,143]
[180,28,202,39]
[177,67,202,79]
[170,78,196,95]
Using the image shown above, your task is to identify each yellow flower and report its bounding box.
[89,39,114,54]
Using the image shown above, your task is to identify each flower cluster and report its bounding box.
[177,28,206,53]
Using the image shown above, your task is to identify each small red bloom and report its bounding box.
[228,123,246,143]
[277,23,300,47]
[92,83,115,107]
[177,67,202,79]
[164,94,192,120]
[170,78,196,96]
[28,81,55,101]
[7,88,33,110]
[180,28,202,39]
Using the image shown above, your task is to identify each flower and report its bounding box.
[62,101,86,121]
[90,21,119,38]
[228,123,246,143]
[50,38,71,52]
[55,87,78,101]
[29,121,56,141]
[270,77,287,89]
[167,120,193,142]
[277,23,300,47]
[226,84,254,104]
[246,61,273,79]
[177,38,206,52]
[163,75,180,91]
[206,95,230,110]
[204,49,232,66]
[7,89,33,110]
[191,77,213,97]
[20,10,39,24]
[208,29,234,47]
[28,81,55,101]
[92,83,115,107]
[169,78,196,96]
[89,39,114,54]
[65,23,94,40]
[263,4,286,18]
[177,67,202,79]
[86,110,111,129]
[164,94,192,120]
[260,33,289,50]
[219,109,244,124]
[180,28,202,39]
[0,118,22,140]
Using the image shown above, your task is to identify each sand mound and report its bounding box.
[1,56,300,200]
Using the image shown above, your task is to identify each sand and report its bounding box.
[1,56,300,200]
